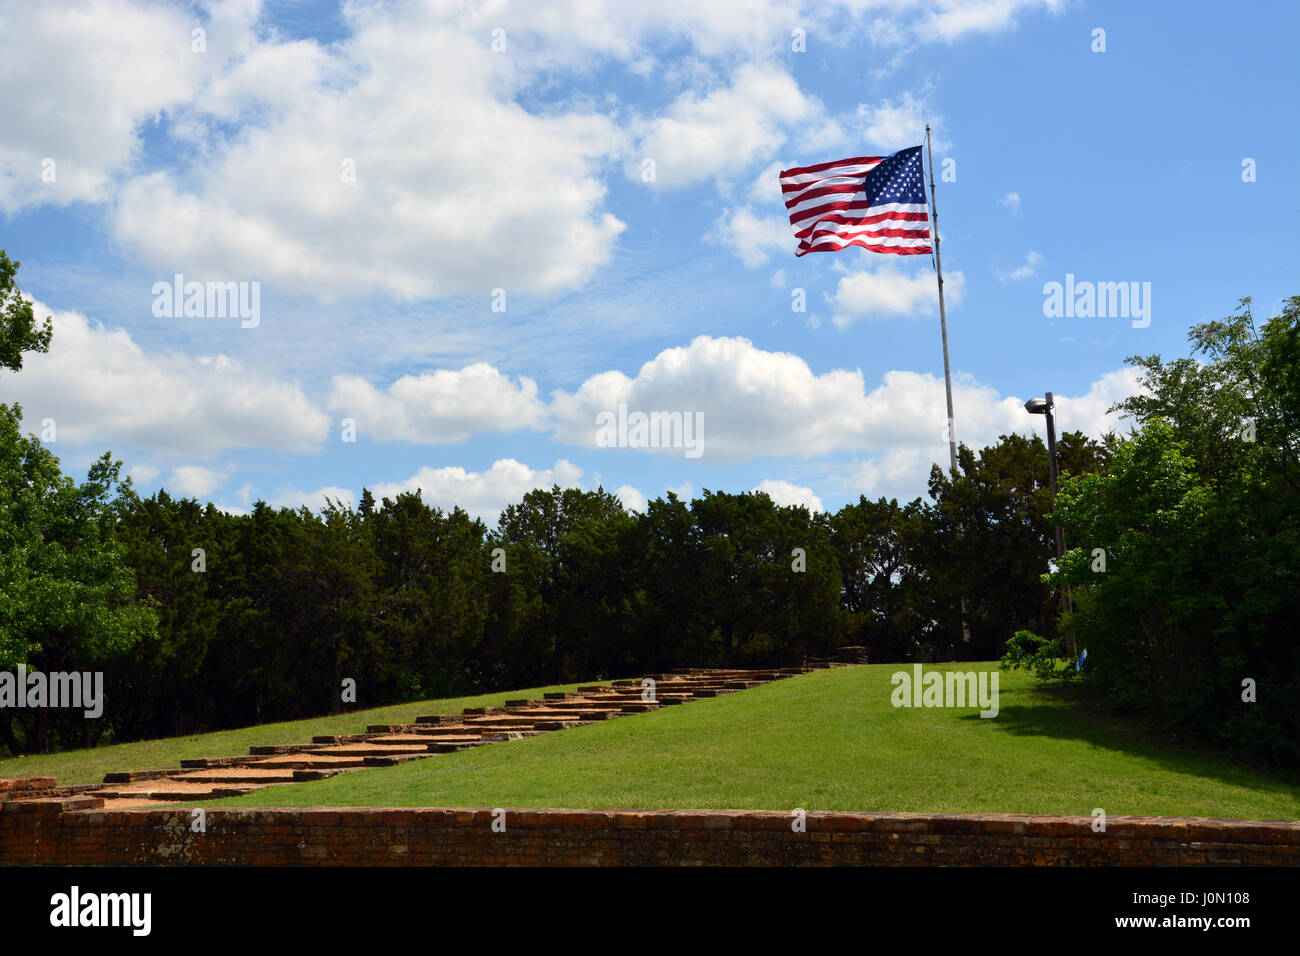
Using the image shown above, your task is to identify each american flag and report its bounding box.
[779,145,932,256]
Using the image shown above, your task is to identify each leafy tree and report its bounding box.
[833,496,929,661]
[0,404,156,752]
[1049,297,1300,765]
[0,251,52,374]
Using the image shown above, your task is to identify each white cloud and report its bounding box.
[1050,367,1144,440]
[833,366,1144,500]
[110,4,629,300]
[551,335,893,462]
[922,0,1063,43]
[831,261,964,327]
[999,191,1022,215]
[855,92,945,151]
[754,479,823,511]
[662,481,695,503]
[6,1,1066,299]
[169,464,228,499]
[369,458,584,523]
[129,465,161,485]
[709,207,793,267]
[552,335,1137,473]
[749,161,787,205]
[630,63,822,189]
[327,364,545,444]
[267,485,356,512]
[0,1,209,213]
[999,250,1042,282]
[7,302,331,458]
[614,484,648,512]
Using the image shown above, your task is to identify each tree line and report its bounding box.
[2,251,1295,767]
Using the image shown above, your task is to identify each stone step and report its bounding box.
[180,755,271,769]
[103,769,186,784]
[364,753,434,767]
[176,768,299,784]
[252,754,372,769]
[311,744,432,758]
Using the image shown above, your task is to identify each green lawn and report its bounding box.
[0,681,591,786]
[205,664,1300,819]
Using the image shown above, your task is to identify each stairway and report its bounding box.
[51,668,813,810]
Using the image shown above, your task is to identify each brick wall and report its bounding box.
[3,797,1297,866]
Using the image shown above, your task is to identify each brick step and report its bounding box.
[547,701,658,713]
[180,755,274,769]
[368,733,486,745]
[455,719,581,732]
[251,754,373,769]
[103,769,187,784]
[293,768,358,782]
[96,781,266,801]
[311,744,433,758]
[530,707,620,720]
[174,768,300,784]
[364,753,435,767]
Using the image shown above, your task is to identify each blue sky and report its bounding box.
[3,0,1297,520]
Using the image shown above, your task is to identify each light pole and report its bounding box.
[1025,392,1074,639]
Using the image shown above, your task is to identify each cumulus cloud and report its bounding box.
[7,1,1065,298]
[110,4,628,300]
[327,364,546,444]
[7,302,330,458]
[998,250,1042,282]
[169,464,228,499]
[630,64,823,189]
[0,1,209,213]
[854,91,948,151]
[614,484,648,512]
[709,207,793,267]
[923,0,1062,43]
[831,261,964,326]
[266,485,357,512]
[129,464,161,485]
[552,335,1136,471]
[999,191,1022,215]
[369,458,584,523]
[754,479,823,511]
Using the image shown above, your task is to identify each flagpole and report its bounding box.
[925,124,959,475]
[925,124,972,645]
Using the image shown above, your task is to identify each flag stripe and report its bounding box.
[779,146,931,257]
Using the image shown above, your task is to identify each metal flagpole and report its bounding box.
[925,124,959,475]
[925,124,971,644]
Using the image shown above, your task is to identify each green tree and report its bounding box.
[1048,296,1300,766]
[0,251,52,374]
[0,404,156,752]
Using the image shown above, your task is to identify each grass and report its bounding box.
[0,681,591,786]
[200,664,1300,819]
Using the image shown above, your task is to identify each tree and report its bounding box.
[833,496,928,661]
[1048,296,1300,766]
[0,404,156,752]
[0,251,52,375]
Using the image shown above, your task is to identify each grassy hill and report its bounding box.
[204,664,1300,819]
[0,680,591,787]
